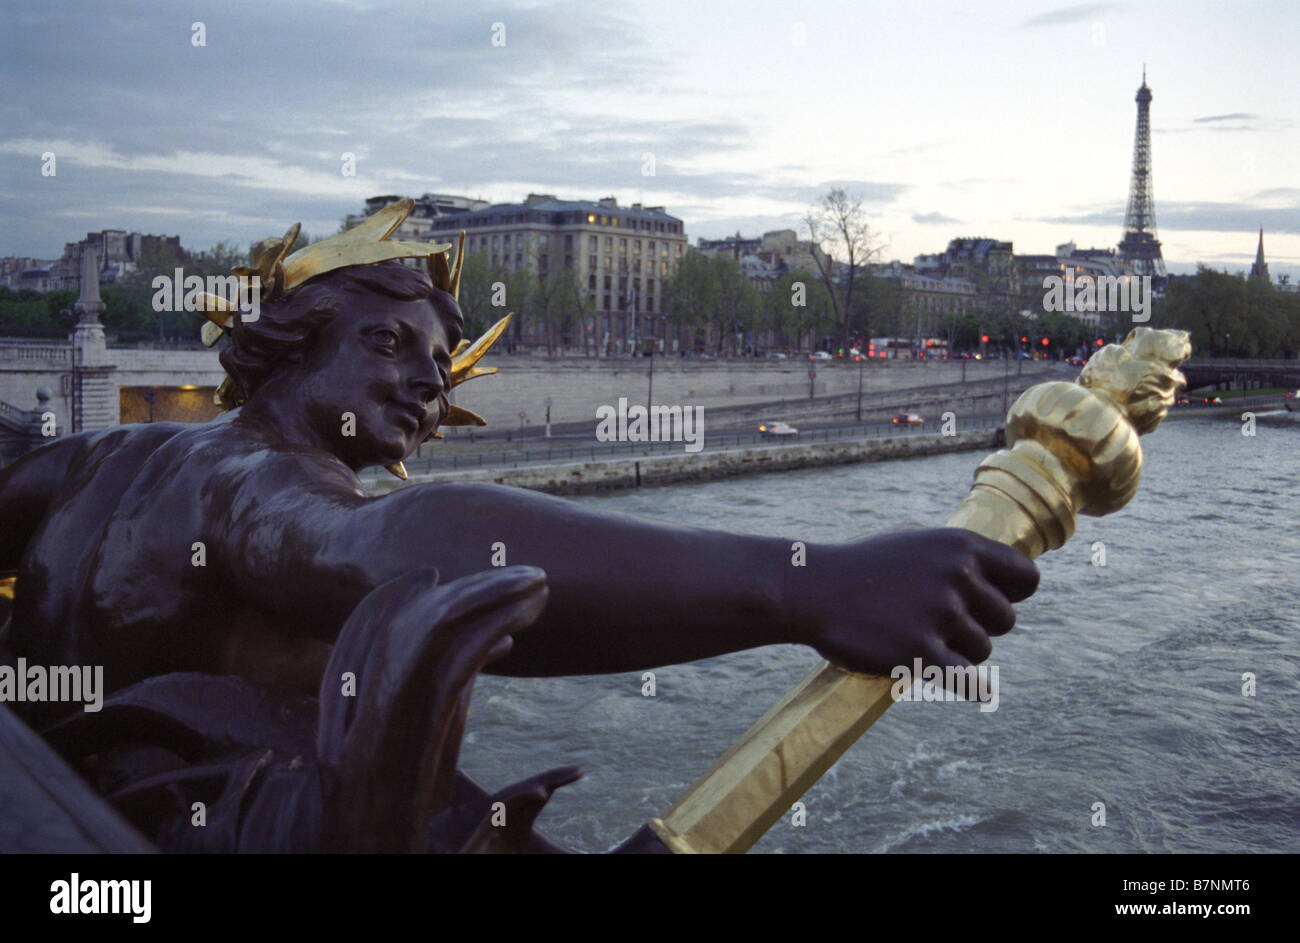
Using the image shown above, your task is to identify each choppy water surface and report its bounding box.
[459,411,1300,852]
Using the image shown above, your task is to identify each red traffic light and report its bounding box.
[1020,336,1028,343]
[1040,337,1050,346]
[1095,338,1104,346]
[980,334,989,344]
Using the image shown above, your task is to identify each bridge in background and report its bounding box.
[1180,358,1300,392]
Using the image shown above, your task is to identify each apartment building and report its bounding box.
[365,193,687,351]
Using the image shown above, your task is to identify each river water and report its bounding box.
[459,409,1300,853]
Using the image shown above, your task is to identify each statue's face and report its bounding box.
[293,289,455,469]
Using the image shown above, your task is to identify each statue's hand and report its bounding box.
[803,529,1038,686]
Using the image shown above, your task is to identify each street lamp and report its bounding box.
[855,354,864,421]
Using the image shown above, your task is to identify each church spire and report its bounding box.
[1250,228,1269,282]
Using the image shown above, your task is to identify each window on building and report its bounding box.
[604,256,611,270]
[589,274,596,289]
[565,255,574,268]
[565,234,573,250]
[676,244,683,258]
[646,296,654,312]
[633,259,641,274]
[492,235,500,250]
[589,236,597,251]
[619,238,627,253]
[605,236,613,251]
[589,255,597,270]
[603,294,611,309]
[540,254,549,269]
[539,234,549,248]
[647,278,655,293]
[604,275,611,290]
[634,240,641,253]
[661,260,668,275]
[648,241,655,254]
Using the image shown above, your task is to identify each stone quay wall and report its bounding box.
[370,427,1002,497]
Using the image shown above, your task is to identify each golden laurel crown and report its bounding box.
[195,198,511,480]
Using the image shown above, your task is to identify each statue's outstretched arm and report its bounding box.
[219,467,1035,679]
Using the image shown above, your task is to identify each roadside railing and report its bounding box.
[375,413,1006,478]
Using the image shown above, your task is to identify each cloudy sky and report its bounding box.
[3,0,1296,279]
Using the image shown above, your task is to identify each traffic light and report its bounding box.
[981,334,989,344]
[1041,337,1050,346]
[1095,337,1104,346]
[1020,335,1028,344]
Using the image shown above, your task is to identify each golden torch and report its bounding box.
[647,327,1192,854]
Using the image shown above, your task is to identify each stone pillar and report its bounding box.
[71,245,117,432]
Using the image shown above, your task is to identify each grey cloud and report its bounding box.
[1193,113,1260,123]
[2,0,668,163]
[1037,198,1300,236]
[1020,3,1120,28]
[0,0,768,256]
[800,181,908,204]
[913,212,961,224]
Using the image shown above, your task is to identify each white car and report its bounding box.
[811,351,832,361]
[758,421,798,437]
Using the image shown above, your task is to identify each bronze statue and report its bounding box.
[0,201,1040,852]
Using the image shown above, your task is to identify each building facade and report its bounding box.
[0,258,57,291]
[3,231,185,294]
[344,193,492,239]
[696,229,830,289]
[871,261,976,320]
[915,237,1019,299]
[364,193,688,353]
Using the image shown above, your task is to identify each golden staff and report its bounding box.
[647,327,1192,854]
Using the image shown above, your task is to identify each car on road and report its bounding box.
[892,413,924,425]
[758,420,798,438]
[1067,356,1086,367]
[811,351,832,361]
[766,352,788,360]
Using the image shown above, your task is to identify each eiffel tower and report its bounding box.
[1117,67,1167,279]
